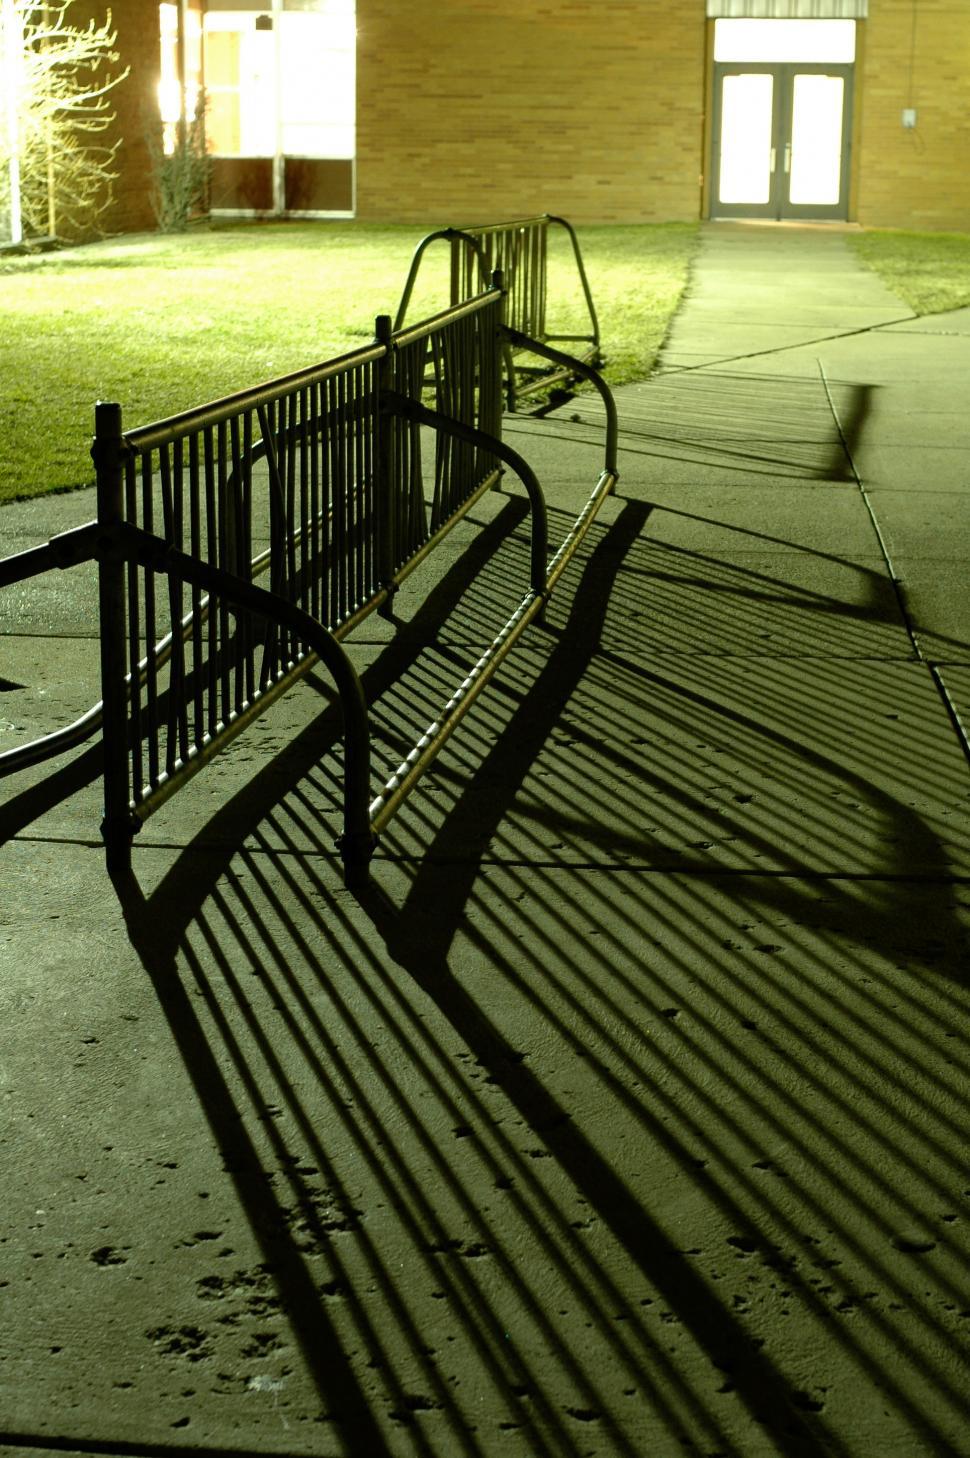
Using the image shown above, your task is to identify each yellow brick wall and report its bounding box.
[355,0,707,224]
[77,0,970,236]
[356,0,970,232]
[110,0,162,234]
[856,0,970,230]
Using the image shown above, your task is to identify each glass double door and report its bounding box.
[711,63,853,221]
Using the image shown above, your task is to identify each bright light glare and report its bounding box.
[157,77,181,126]
[158,2,181,151]
[203,4,354,159]
[789,74,844,205]
[719,73,773,205]
[714,19,855,63]
[281,12,354,157]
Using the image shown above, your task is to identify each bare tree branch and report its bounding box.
[1,0,130,240]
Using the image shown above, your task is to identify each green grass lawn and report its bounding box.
[0,221,697,504]
[846,228,970,315]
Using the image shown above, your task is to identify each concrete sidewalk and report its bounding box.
[1,223,968,1457]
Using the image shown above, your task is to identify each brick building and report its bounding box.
[35,0,970,235]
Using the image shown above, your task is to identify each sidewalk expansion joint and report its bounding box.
[657,312,917,377]
[818,359,970,777]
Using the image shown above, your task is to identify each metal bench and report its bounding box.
[0,273,617,886]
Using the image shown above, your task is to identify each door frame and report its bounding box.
[710,62,854,222]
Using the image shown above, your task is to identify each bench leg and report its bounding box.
[339,829,375,889]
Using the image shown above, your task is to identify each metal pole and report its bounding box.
[119,525,374,886]
[272,0,284,214]
[548,215,602,355]
[374,314,396,601]
[487,270,506,442]
[92,400,133,874]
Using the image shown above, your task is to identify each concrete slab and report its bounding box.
[0,484,550,649]
[0,635,102,772]
[0,486,97,544]
[542,541,910,660]
[0,561,101,636]
[844,407,970,451]
[655,349,746,372]
[655,225,912,377]
[856,446,970,493]
[660,325,875,369]
[0,486,102,637]
[674,299,909,330]
[659,323,970,396]
[380,647,969,876]
[936,664,970,751]
[513,411,859,487]
[816,330,970,386]
[3,603,953,876]
[891,567,970,662]
[881,306,970,336]
[627,486,880,556]
[843,489,970,655]
[547,445,857,495]
[1,839,968,1457]
[55,636,967,880]
[862,489,970,562]
[587,387,848,451]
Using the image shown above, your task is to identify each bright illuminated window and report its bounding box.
[203,0,355,160]
[281,9,355,157]
[204,12,275,156]
[158,3,180,139]
[719,73,774,205]
[714,19,856,63]
[789,73,844,205]
[158,3,203,154]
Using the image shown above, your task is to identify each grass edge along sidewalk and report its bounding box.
[5,221,967,508]
[846,226,970,317]
[0,220,698,504]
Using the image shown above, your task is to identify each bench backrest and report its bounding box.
[450,217,549,341]
[394,215,601,406]
[1,268,617,885]
[93,287,506,842]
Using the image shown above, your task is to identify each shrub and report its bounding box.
[148,93,210,234]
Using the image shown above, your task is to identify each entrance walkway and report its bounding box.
[1,223,968,1457]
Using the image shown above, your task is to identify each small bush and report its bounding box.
[148,97,210,234]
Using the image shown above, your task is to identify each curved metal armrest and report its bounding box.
[502,326,619,480]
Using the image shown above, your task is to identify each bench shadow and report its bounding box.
[3,461,968,1452]
[89,485,965,1456]
[516,371,873,484]
[351,503,969,1457]
[96,495,679,1457]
